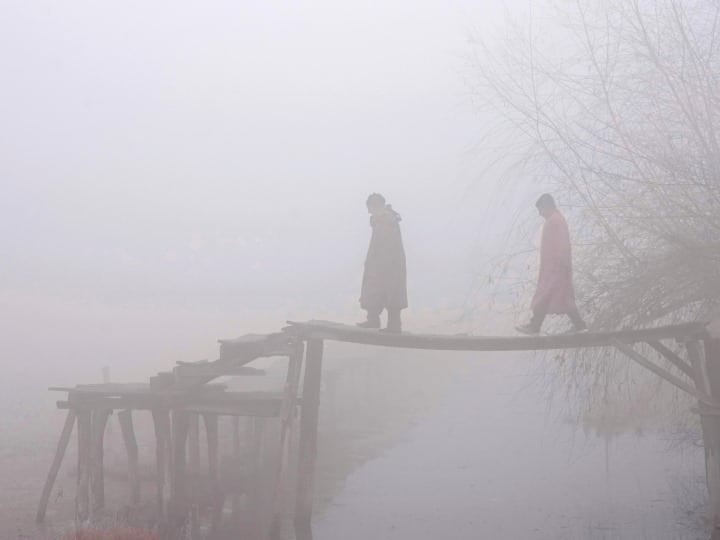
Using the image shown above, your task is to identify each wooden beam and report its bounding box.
[90,408,112,515]
[187,413,200,540]
[231,416,241,529]
[76,409,91,523]
[248,417,269,539]
[56,396,158,411]
[294,339,323,540]
[175,364,266,378]
[218,332,294,362]
[689,340,720,530]
[270,341,304,540]
[612,339,720,408]
[203,413,223,539]
[286,320,707,352]
[118,410,141,506]
[647,340,694,378]
[37,410,76,523]
[151,408,171,519]
[167,410,190,537]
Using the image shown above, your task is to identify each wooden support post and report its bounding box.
[152,408,171,518]
[187,413,200,540]
[612,339,719,407]
[203,413,223,539]
[90,408,112,515]
[231,416,241,528]
[167,410,190,538]
[294,339,323,540]
[118,410,141,506]
[691,339,720,531]
[647,340,694,378]
[249,417,268,539]
[269,342,305,540]
[76,409,92,523]
[37,409,76,523]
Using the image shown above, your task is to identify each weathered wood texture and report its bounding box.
[90,408,112,514]
[612,339,720,408]
[37,410,76,523]
[203,413,223,539]
[118,410,141,506]
[286,320,707,351]
[270,342,305,540]
[168,410,190,537]
[694,339,720,529]
[294,339,323,540]
[151,408,171,518]
[76,410,92,523]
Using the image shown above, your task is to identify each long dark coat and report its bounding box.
[531,209,578,314]
[360,206,408,311]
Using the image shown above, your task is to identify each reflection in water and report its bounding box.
[315,355,707,540]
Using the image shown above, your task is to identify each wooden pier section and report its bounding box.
[37,319,720,538]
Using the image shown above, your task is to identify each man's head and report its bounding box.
[366,193,386,215]
[535,193,556,219]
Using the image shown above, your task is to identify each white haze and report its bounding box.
[1,0,533,384]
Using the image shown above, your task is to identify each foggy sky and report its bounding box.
[1,1,537,384]
[2,1,536,309]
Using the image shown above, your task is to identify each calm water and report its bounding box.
[315,358,707,540]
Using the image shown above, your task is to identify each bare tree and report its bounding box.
[471,0,720,327]
[468,0,720,430]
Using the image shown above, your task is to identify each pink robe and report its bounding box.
[531,209,577,314]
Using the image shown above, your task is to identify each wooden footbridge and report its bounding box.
[37,319,720,539]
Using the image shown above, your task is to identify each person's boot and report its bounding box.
[381,309,402,333]
[356,310,381,329]
[515,311,544,335]
[515,321,541,335]
[564,309,588,333]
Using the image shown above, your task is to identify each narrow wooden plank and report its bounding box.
[90,408,112,515]
[294,339,323,540]
[118,410,141,506]
[175,364,266,377]
[285,320,707,352]
[76,409,92,523]
[36,410,76,523]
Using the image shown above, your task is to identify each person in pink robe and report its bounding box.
[516,194,587,334]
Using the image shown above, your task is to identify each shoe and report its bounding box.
[559,326,589,335]
[356,319,381,329]
[515,323,540,335]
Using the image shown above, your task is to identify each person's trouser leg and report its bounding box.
[385,308,402,333]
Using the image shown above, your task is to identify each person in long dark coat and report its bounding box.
[516,193,587,335]
[357,193,408,333]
